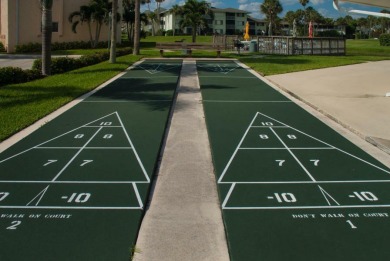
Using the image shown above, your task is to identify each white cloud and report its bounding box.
[239,2,264,19]
[310,0,325,5]
[207,0,224,8]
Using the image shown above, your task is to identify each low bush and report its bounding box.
[15,41,130,53]
[0,67,42,87]
[316,30,341,37]
[32,47,132,74]
[0,42,5,52]
[379,34,390,46]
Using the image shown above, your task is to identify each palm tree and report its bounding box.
[170,4,182,36]
[155,0,165,34]
[179,0,214,43]
[69,0,111,48]
[69,5,95,47]
[260,0,283,36]
[133,0,141,55]
[299,0,309,35]
[41,0,53,76]
[109,0,118,63]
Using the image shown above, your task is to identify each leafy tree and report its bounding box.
[123,0,148,44]
[298,0,309,34]
[40,0,53,76]
[178,0,214,42]
[260,0,283,36]
[155,0,165,34]
[69,0,111,48]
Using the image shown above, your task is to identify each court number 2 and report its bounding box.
[7,221,21,230]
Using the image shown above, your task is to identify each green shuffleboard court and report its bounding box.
[0,59,182,260]
[198,60,390,260]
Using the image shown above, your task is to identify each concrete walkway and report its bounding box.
[0,54,81,70]
[267,60,390,154]
[134,61,229,261]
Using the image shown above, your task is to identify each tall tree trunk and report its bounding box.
[41,1,53,76]
[109,0,118,63]
[192,26,196,42]
[133,0,140,55]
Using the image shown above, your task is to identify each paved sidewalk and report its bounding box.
[134,61,229,261]
[0,54,81,70]
[267,60,390,154]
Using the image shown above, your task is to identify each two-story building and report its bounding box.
[158,7,267,36]
[0,0,122,53]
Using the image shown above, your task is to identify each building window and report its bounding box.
[52,22,59,32]
[215,20,223,25]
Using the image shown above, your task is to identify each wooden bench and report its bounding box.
[156,42,223,58]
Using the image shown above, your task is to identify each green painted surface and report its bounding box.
[0,59,182,260]
[198,60,390,260]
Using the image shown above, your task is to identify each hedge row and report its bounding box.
[379,34,390,46]
[0,47,132,87]
[15,41,130,53]
[0,42,5,52]
[0,67,43,87]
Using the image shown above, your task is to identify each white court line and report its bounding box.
[223,205,390,210]
[202,100,292,103]
[0,206,142,210]
[120,76,178,78]
[116,112,150,183]
[0,181,150,184]
[318,185,340,206]
[270,127,317,182]
[133,183,143,209]
[83,100,172,103]
[51,127,103,182]
[258,112,390,174]
[238,147,334,150]
[199,76,257,78]
[26,185,50,206]
[218,112,259,183]
[222,183,236,208]
[0,112,118,164]
[36,147,133,150]
[218,180,390,184]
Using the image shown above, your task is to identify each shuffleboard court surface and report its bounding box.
[0,59,182,260]
[198,60,390,260]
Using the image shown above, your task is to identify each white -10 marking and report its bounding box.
[100,122,112,126]
[67,193,91,203]
[259,135,269,140]
[261,122,273,126]
[0,192,10,201]
[287,135,297,139]
[75,134,84,139]
[103,134,113,139]
[273,193,297,203]
[351,191,378,202]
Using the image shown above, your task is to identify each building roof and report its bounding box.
[211,7,249,14]
[247,16,265,23]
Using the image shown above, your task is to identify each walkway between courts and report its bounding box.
[134,60,230,261]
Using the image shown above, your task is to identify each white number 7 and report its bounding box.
[276,160,285,167]
[80,160,93,167]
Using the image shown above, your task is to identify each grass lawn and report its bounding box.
[0,54,142,142]
[0,38,388,142]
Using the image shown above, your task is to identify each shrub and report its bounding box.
[15,41,128,53]
[379,33,390,46]
[0,42,5,52]
[0,67,42,87]
[317,30,341,37]
[165,30,173,36]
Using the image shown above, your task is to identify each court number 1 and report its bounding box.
[274,193,297,203]
[67,193,91,203]
[7,221,21,230]
[346,220,357,229]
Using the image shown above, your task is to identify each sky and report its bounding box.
[142,0,385,19]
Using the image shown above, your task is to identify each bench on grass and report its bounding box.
[156,42,223,58]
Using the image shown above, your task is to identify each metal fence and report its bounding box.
[213,35,346,55]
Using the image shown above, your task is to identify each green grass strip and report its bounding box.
[0,54,142,142]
